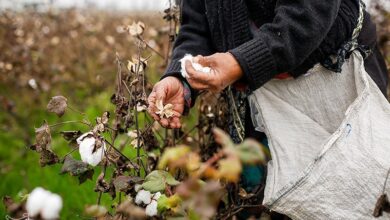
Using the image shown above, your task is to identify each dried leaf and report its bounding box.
[113,175,143,192]
[61,156,89,175]
[60,131,82,142]
[78,169,94,185]
[116,200,146,219]
[60,156,94,184]
[127,57,148,73]
[85,205,107,218]
[3,196,25,216]
[373,193,390,217]
[34,121,51,152]
[47,95,68,117]
[39,148,59,167]
[60,130,82,148]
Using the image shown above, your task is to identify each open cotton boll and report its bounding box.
[180,54,211,78]
[77,132,106,167]
[145,200,158,217]
[152,192,161,200]
[26,187,51,217]
[135,189,152,205]
[26,187,63,219]
[40,194,63,219]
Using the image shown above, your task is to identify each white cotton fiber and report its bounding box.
[135,189,152,205]
[145,200,158,216]
[40,194,63,219]
[26,187,63,219]
[77,132,106,167]
[180,54,211,78]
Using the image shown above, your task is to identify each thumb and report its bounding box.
[155,84,167,103]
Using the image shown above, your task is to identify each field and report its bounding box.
[0,9,175,218]
[0,4,389,220]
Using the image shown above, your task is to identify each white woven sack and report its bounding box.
[248,51,390,219]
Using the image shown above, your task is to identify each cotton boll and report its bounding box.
[41,194,63,219]
[135,190,152,205]
[86,142,105,167]
[152,192,161,200]
[26,187,63,219]
[145,200,158,217]
[26,187,51,217]
[77,132,106,167]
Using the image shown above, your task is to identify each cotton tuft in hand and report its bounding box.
[26,187,63,219]
[180,54,211,78]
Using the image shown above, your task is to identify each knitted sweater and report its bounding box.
[164,0,388,98]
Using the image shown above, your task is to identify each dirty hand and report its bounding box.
[147,76,184,129]
[185,52,243,93]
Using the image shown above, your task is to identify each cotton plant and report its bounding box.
[134,188,162,217]
[77,132,106,167]
[26,187,63,219]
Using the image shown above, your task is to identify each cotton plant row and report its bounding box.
[4,4,268,220]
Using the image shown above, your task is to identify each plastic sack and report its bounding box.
[248,52,390,219]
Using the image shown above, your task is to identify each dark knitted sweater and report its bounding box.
[164,0,388,97]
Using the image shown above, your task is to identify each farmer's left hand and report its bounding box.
[185,52,243,93]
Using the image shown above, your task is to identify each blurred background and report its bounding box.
[0,0,388,219]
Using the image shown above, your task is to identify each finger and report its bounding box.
[185,60,197,79]
[197,55,212,67]
[147,92,160,120]
[186,61,210,81]
[193,55,204,64]
[185,61,212,83]
[154,84,166,103]
[160,118,169,128]
[170,117,182,128]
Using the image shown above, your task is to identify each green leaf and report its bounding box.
[157,194,182,213]
[236,139,266,164]
[142,170,180,193]
[158,145,190,170]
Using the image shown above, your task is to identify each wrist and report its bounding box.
[226,52,243,80]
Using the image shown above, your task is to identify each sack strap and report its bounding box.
[321,0,372,73]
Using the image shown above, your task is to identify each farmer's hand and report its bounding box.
[147,76,184,129]
[186,52,243,93]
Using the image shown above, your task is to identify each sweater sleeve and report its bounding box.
[230,0,342,90]
[162,0,214,106]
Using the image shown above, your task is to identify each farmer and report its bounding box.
[148,0,388,218]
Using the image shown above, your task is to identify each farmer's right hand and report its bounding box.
[147,76,184,129]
